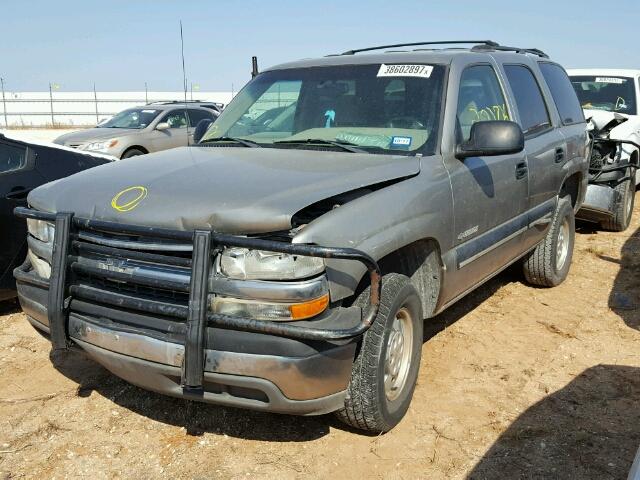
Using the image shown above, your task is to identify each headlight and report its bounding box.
[84,138,118,152]
[27,250,51,279]
[26,219,54,279]
[27,219,55,243]
[219,247,325,280]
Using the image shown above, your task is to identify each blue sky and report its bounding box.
[1,0,638,92]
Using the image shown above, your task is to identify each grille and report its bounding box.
[68,228,195,329]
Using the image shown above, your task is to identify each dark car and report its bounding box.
[0,134,112,300]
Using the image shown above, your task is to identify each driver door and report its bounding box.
[444,64,529,298]
[149,109,191,152]
[0,138,44,292]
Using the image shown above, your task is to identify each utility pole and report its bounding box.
[93,83,99,124]
[0,77,7,128]
[48,82,55,127]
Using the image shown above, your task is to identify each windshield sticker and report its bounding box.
[390,136,412,149]
[595,77,625,84]
[142,109,158,113]
[324,109,335,128]
[377,64,433,78]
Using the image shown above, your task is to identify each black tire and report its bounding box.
[335,273,423,433]
[601,177,635,232]
[121,148,146,159]
[523,195,575,287]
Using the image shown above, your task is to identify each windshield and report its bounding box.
[202,64,446,154]
[98,108,161,129]
[570,75,637,115]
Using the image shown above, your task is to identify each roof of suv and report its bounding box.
[266,40,553,71]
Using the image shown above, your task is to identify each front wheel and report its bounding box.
[523,195,575,287]
[601,177,635,232]
[335,273,423,433]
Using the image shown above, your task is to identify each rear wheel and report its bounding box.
[523,195,575,287]
[121,148,146,159]
[601,177,635,232]
[335,273,423,433]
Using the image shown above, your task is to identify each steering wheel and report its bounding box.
[385,116,425,129]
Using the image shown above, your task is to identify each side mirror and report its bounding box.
[156,122,170,131]
[193,118,214,143]
[455,121,524,159]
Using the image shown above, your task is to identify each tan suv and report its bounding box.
[53,101,220,159]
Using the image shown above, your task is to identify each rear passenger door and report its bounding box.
[502,64,566,251]
[445,64,529,297]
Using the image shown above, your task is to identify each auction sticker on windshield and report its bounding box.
[595,77,625,84]
[377,64,433,78]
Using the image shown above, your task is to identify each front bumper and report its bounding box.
[17,265,358,415]
[13,207,380,415]
[576,184,618,222]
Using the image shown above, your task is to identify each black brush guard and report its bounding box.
[14,207,381,392]
[589,138,640,185]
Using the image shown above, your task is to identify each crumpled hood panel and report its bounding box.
[28,146,420,234]
[585,109,640,158]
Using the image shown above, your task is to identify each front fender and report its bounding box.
[294,160,453,302]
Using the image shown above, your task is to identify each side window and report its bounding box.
[163,109,188,129]
[503,65,551,134]
[538,63,585,125]
[456,65,510,141]
[187,109,213,127]
[0,142,27,174]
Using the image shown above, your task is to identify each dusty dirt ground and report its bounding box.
[1,194,640,480]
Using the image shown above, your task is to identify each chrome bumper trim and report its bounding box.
[67,314,353,400]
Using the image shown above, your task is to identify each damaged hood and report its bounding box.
[28,146,420,233]
[585,109,629,132]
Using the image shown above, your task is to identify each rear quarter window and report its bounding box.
[539,63,585,125]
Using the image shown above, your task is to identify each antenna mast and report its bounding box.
[179,21,190,145]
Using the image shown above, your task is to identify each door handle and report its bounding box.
[555,147,565,163]
[5,187,32,200]
[515,162,528,180]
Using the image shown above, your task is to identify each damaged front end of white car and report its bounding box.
[577,112,640,231]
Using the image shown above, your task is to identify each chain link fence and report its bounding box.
[0,91,233,128]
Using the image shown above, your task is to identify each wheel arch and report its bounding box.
[560,171,583,211]
[352,238,444,319]
[121,145,149,158]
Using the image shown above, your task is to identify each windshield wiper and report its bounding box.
[274,138,367,153]
[199,136,261,148]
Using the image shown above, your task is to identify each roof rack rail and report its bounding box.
[338,40,499,56]
[146,100,208,105]
[471,44,549,58]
